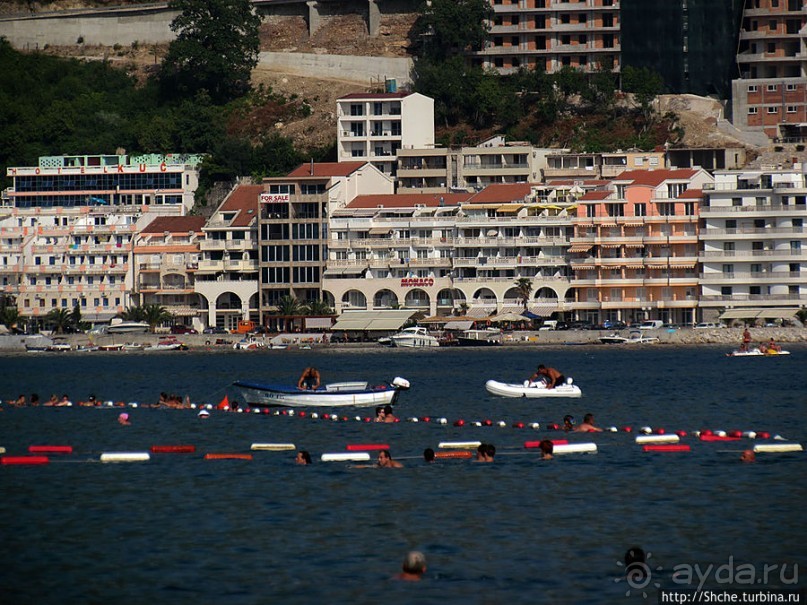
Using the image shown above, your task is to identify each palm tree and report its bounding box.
[0,306,21,331]
[119,305,146,322]
[304,299,334,316]
[277,295,305,316]
[514,277,533,311]
[142,304,172,333]
[45,308,73,334]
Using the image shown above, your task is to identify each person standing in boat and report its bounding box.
[529,365,566,389]
[297,367,321,390]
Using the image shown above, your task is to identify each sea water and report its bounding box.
[1,345,805,604]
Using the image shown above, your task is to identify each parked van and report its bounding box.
[538,320,558,331]
[639,320,664,330]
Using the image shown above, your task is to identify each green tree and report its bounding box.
[621,66,665,130]
[142,304,173,333]
[119,306,146,322]
[159,0,261,104]
[411,0,492,59]
[45,308,73,334]
[304,299,334,316]
[514,278,533,311]
[0,305,21,331]
[277,296,304,316]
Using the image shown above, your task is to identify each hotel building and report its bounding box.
[0,153,201,325]
[195,184,262,331]
[133,215,206,329]
[336,92,434,177]
[569,168,714,325]
[324,183,581,317]
[258,162,393,324]
[699,168,807,322]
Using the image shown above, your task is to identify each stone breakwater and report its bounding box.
[1,327,805,351]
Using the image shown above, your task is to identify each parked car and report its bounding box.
[203,326,227,335]
[554,321,570,331]
[694,322,723,329]
[171,325,198,334]
[603,320,627,330]
[639,320,665,330]
[570,321,594,330]
[248,325,269,334]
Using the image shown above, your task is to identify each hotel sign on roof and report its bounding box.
[8,164,180,176]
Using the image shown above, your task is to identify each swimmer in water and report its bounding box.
[118,412,131,425]
[377,449,403,468]
[395,551,427,581]
[574,413,603,432]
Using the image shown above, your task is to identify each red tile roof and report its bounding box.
[141,215,206,234]
[286,162,367,178]
[338,92,411,100]
[466,183,533,204]
[347,193,472,208]
[580,190,612,201]
[677,188,704,199]
[217,185,261,227]
[616,169,698,186]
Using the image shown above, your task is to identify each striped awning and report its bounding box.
[568,244,592,253]
[165,306,201,317]
[331,309,418,332]
[719,307,798,320]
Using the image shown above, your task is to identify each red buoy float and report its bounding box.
[28,445,72,454]
[2,455,49,465]
[643,445,692,452]
[346,444,390,452]
[524,440,568,449]
[699,434,741,442]
[150,445,196,454]
[676,430,687,438]
[453,419,465,427]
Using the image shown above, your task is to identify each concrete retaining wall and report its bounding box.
[257,51,412,86]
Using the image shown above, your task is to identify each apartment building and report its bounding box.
[569,168,714,325]
[699,168,807,322]
[474,0,621,74]
[133,215,205,329]
[336,92,434,177]
[258,162,393,324]
[324,183,580,317]
[732,0,807,141]
[0,153,201,326]
[195,184,262,331]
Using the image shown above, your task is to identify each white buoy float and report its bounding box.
[320,452,371,462]
[100,452,150,463]
[753,443,803,453]
[553,443,598,455]
[438,441,482,450]
[635,434,680,445]
[250,443,296,451]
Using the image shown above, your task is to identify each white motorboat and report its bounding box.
[145,337,185,351]
[599,331,659,345]
[233,337,266,350]
[46,338,73,352]
[457,328,503,347]
[485,378,582,398]
[107,320,150,334]
[385,326,440,348]
[727,347,791,357]
[233,376,411,408]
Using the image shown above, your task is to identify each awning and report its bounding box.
[600,243,622,248]
[342,267,366,275]
[496,204,522,213]
[331,309,418,332]
[488,312,529,323]
[465,306,496,318]
[528,303,561,316]
[568,244,593,253]
[719,307,799,320]
[369,227,392,236]
[443,320,474,331]
[668,262,696,268]
[624,242,645,248]
[305,317,333,329]
[165,306,201,317]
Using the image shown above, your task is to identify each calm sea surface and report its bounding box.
[1,345,805,605]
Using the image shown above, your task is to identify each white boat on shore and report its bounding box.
[233,376,411,408]
[457,328,502,347]
[485,378,582,398]
[145,337,185,351]
[599,331,659,345]
[381,326,440,348]
[107,320,150,334]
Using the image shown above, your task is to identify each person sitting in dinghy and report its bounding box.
[297,367,321,390]
[529,365,566,389]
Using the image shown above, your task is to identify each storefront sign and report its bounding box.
[400,277,434,288]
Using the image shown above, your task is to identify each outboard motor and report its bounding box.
[392,376,411,390]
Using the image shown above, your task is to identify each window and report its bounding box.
[748,107,758,115]
[722,264,734,276]
[732,197,742,207]
[606,203,624,217]
[721,286,733,296]
[748,85,757,93]
[787,106,797,114]
[634,203,646,217]
[767,106,779,114]
[766,84,777,92]
[786,83,797,92]
[723,242,735,252]
[349,103,363,116]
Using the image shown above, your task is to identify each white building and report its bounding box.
[0,153,201,327]
[700,168,807,323]
[336,92,435,177]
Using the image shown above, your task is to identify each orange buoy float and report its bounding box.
[346,444,390,452]
[151,445,196,454]
[434,450,473,460]
[2,455,49,465]
[28,445,73,454]
[204,453,253,460]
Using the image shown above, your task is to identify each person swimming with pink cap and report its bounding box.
[118,413,131,425]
